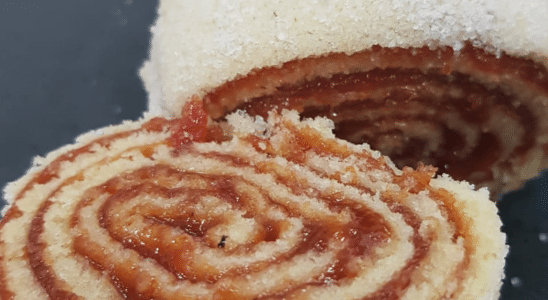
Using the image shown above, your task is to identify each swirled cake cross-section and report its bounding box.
[0,106,506,299]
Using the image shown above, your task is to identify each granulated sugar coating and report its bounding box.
[140,0,548,117]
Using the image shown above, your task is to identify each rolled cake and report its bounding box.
[0,100,506,299]
[140,0,548,199]
[0,100,507,299]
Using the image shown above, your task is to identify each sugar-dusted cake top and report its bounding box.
[140,0,548,117]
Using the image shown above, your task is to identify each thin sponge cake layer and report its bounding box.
[140,0,548,117]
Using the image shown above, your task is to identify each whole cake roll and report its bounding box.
[140,0,548,199]
[0,100,506,299]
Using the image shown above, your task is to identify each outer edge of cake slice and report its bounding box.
[430,175,508,300]
[1,117,160,215]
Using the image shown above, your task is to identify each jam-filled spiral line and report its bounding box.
[0,110,506,299]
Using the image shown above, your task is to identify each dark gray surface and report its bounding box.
[0,1,546,299]
[0,0,155,189]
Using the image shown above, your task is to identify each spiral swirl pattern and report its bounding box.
[204,44,548,199]
[0,110,505,299]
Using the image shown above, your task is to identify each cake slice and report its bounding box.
[0,101,507,299]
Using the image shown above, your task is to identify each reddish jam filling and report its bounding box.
[168,97,209,145]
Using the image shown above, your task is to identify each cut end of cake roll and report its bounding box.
[0,102,507,299]
[140,0,548,199]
